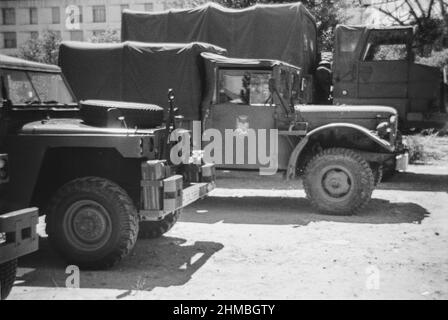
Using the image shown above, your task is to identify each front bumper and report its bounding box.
[395,152,409,172]
[139,161,215,221]
[0,208,39,264]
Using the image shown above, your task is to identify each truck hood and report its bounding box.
[294,105,397,130]
[18,118,160,136]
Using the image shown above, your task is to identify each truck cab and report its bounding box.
[333,25,447,130]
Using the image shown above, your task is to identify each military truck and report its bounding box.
[0,54,216,270]
[121,2,448,130]
[1,165,38,299]
[59,40,407,215]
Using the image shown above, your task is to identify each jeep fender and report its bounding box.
[286,123,394,179]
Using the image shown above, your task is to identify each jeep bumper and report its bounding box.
[0,208,39,264]
[139,161,215,221]
[395,152,409,172]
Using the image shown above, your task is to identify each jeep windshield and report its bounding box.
[3,69,76,105]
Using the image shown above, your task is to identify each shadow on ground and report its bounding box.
[16,236,223,295]
[378,172,448,192]
[183,197,429,226]
[215,169,448,193]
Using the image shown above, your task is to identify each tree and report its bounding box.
[18,30,61,64]
[89,29,121,43]
[361,0,448,55]
[214,0,349,51]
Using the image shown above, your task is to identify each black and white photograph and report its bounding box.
[0,0,447,304]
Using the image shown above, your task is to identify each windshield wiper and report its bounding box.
[42,100,59,104]
[25,99,41,105]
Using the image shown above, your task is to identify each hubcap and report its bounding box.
[321,167,352,198]
[64,199,112,251]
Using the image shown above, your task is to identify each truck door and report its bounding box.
[205,68,276,170]
[357,29,412,117]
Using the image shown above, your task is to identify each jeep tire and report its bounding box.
[46,177,139,270]
[303,148,374,215]
[138,210,181,239]
[0,259,17,300]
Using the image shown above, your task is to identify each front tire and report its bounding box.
[303,148,374,215]
[0,259,17,300]
[46,177,139,270]
[139,210,181,239]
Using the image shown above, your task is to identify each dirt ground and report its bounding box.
[8,153,448,299]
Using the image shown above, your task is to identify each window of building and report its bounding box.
[51,7,60,24]
[2,8,15,25]
[3,32,17,48]
[92,5,106,23]
[144,3,154,11]
[70,30,83,41]
[29,7,38,24]
[121,4,130,12]
[30,31,39,40]
[68,5,82,25]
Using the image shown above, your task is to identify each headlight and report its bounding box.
[390,115,397,124]
[376,122,391,139]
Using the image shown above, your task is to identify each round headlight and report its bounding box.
[390,115,397,124]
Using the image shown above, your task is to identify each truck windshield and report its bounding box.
[218,70,271,106]
[4,69,75,105]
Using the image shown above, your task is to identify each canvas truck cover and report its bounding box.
[121,2,318,73]
[58,41,227,120]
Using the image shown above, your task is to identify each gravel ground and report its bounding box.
[8,163,448,300]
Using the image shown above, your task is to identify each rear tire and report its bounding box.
[139,210,181,239]
[0,259,17,300]
[303,148,374,215]
[46,177,139,270]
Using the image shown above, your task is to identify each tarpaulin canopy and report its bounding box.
[58,41,227,120]
[121,2,318,73]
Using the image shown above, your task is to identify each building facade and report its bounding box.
[0,0,200,55]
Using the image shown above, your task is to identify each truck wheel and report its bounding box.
[45,177,139,270]
[0,259,17,300]
[303,148,374,215]
[138,210,181,239]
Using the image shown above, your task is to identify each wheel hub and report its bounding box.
[322,168,351,198]
[73,206,107,242]
[64,199,112,250]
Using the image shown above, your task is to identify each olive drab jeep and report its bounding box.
[0,54,215,270]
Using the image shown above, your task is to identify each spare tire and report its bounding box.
[80,100,164,128]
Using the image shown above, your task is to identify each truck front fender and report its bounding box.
[286,123,394,179]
